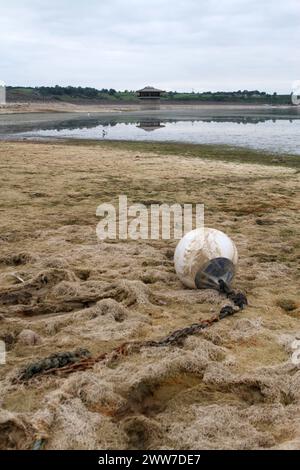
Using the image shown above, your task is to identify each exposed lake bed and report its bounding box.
[1,104,300,450]
[0,138,299,449]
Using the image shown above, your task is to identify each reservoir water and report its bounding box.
[0,107,299,154]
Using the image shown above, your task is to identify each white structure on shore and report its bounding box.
[0,81,6,105]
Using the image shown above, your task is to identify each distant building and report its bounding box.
[0,81,6,105]
[137,86,164,101]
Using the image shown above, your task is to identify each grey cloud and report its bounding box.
[0,0,299,92]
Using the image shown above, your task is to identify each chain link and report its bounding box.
[17,284,247,381]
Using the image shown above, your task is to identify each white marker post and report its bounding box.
[0,81,6,105]
[291,81,300,105]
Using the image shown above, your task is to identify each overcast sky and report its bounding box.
[0,0,299,92]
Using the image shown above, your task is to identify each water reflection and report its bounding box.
[0,112,300,135]
[0,113,299,135]
[136,120,165,132]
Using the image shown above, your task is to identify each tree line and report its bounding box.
[7,85,291,104]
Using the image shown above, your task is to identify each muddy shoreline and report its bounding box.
[1,102,297,115]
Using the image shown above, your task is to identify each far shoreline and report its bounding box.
[0,101,298,115]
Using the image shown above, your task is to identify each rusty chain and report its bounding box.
[16,283,247,382]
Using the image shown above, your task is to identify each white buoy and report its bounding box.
[174,227,238,289]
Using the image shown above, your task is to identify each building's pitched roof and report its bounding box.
[136,86,164,93]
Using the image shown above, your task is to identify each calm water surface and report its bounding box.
[1,108,300,154]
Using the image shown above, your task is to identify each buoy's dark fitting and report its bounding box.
[194,257,235,290]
